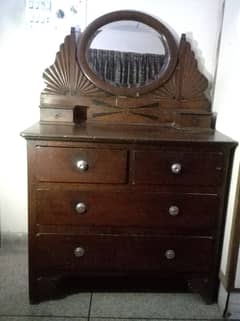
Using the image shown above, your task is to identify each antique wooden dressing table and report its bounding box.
[21,10,237,303]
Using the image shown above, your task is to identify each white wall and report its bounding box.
[0,1,224,235]
[91,27,165,54]
[0,0,70,233]
[213,0,240,287]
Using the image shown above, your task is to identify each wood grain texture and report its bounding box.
[40,26,212,127]
[36,188,219,233]
[23,131,237,304]
[133,150,224,186]
[21,122,237,145]
[35,146,128,183]
[22,10,237,304]
[42,29,105,97]
[153,34,210,110]
[34,234,214,274]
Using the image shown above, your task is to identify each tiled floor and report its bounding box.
[0,239,226,321]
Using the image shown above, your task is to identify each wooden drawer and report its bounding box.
[35,147,128,183]
[34,234,214,274]
[36,188,219,232]
[133,150,224,186]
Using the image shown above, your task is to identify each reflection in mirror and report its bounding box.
[87,20,167,88]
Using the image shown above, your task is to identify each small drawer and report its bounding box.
[34,234,214,274]
[35,147,128,183]
[133,150,224,186]
[36,188,219,232]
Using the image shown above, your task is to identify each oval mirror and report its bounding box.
[78,10,178,97]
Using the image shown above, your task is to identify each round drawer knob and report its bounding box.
[74,246,85,257]
[171,163,182,174]
[76,160,88,171]
[168,205,179,216]
[75,202,87,214]
[165,249,175,260]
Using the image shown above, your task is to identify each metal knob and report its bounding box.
[74,246,85,257]
[75,202,87,214]
[168,205,179,216]
[76,160,88,171]
[165,249,175,260]
[171,163,182,174]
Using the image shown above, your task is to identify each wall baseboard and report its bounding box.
[218,282,240,319]
[218,283,228,315]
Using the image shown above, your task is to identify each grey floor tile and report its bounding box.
[0,292,92,317]
[0,316,88,321]
[90,292,222,319]
[90,319,224,321]
[0,246,91,317]
[95,319,233,321]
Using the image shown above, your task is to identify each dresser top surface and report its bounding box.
[21,122,237,146]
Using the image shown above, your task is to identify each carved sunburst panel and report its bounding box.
[42,29,106,97]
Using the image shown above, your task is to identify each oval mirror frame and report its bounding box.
[77,10,178,97]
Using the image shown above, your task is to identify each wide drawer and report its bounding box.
[34,234,214,274]
[133,150,224,186]
[35,147,128,183]
[36,189,218,232]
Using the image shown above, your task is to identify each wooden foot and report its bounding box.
[188,278,217,304]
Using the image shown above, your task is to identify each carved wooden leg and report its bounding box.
[29,276,60,304]
[29,276,40,304]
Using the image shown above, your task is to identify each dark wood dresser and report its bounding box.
[21,10,237,303]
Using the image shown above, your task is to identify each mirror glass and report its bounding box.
[86,20,167,88]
